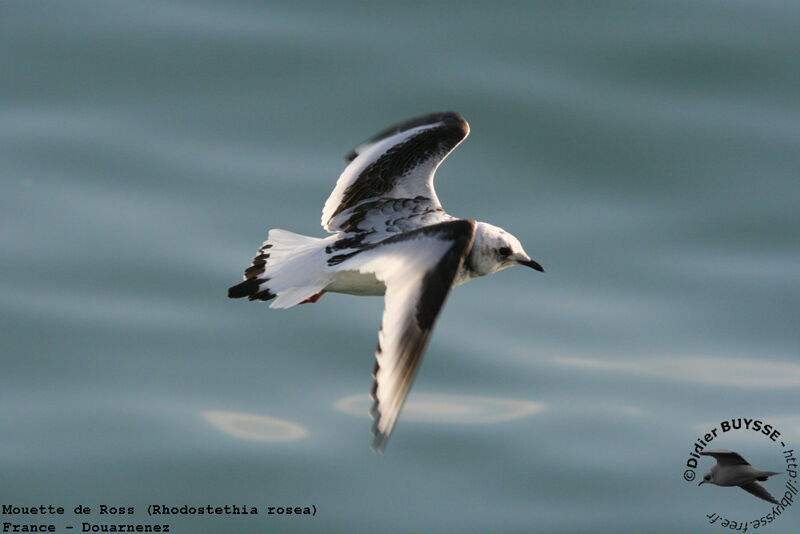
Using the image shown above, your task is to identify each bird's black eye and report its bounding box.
[498,246,512,256]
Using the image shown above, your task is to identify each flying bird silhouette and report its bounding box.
[699,449,783,505]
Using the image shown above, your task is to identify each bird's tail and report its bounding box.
[228,229,332,309]
[757,471,783,481]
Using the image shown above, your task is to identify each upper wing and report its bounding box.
[699,449,751,466]
[321,112,469,234]
[335,219,476,452]
[739,481,780,505]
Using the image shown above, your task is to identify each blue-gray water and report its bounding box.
[2,1,799,533]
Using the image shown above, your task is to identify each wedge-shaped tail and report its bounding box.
[228,229,332,309]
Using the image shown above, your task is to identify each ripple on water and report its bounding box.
[202,411,308,442]
[553,355,800,388]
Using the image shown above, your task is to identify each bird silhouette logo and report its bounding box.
[698,449,783,504]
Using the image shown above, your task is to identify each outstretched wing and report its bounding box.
[321,112,469,234]
[335,219,476,451]
[739,481,780,505]
[699,449,751,466]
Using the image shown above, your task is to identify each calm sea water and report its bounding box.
[2,1,799,533]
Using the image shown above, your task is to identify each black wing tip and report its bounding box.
[345,111,469,162]
[368,363,382,451]
[389,111,468,138]
[371,432,389,454]
[413,110,466,127]
[369,374,391,453]
[369,407,390,454]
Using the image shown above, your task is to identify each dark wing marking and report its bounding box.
[335,219,476,451]
[344,111,468,163]
[739,481,780,505]
[321,112,469,233]
[228,243,276,301]
[699,449,751,466]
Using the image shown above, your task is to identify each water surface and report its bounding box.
[2,1,799,532]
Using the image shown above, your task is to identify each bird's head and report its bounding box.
[470,222,544,277]
[698,468,716,486]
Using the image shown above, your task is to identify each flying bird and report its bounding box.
[699,449,783,505]
[228,112,544,451]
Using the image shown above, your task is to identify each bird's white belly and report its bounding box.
[326,270,386,296]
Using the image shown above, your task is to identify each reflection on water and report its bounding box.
[202,410,308,442]
[553,356,800,388]
[334,394,546,424]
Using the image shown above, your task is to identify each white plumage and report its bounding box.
[229,112,543,451]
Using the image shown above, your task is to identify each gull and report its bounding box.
[699,449,783,504]
[228,111,543,451]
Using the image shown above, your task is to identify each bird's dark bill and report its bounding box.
[520,259,544,272]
